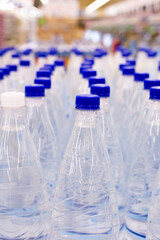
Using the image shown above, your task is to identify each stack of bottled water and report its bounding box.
[0,44,160,240]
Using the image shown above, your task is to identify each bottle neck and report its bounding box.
[54,67,65,77]
[148,99,160,111]
[1,107,26,131]
[26,97,44,107]
[100,98,110,112]
[75,109,99,128]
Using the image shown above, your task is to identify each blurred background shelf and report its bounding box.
[0,0,160,49]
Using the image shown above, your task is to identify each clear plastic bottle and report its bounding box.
[53,94,119,240]
[79,69,97,94]
[0,70,5,97]
[48,48,57,64]
[0,92,51,240]
[19,60,32,90]
[146,95,160,238]
[25,84,59,201]
[126,86,160,238]
[146,51,158,79]
[136,48,149,73]
[37,69,52,79]
[113,66,135,161]
[11,53,20,65]
[34,77,64,154]
[0,67,10,92]
[22,49,36,81]
[128,79,160,177]
[90,84,125,232]
[6,64,18,91]
[37,52,48,70]
[89,77,106,88]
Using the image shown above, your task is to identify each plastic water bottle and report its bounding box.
[112,63,131,101]
[146,97,160,238]
[53,60,66,98]
[34,77,64,154]
[0,92,51,239]
[25,84,59,201]
[6,64,18,91]
[67,49,83,90]
[128,79,160,170]
[113,66,135,160]
[128,73,149,121]
[39,66,64,120]
[37,52,48,69]
[48,48,57,64]
[0,68,10,92]
[19,60,32,90]
[126,86,160,238]
[22,49,36,80]
[11,53,20,65]
[125,73,149,141]
[88,77,106,87]
[79,69,97,94]
[146,51,158,79]
[75,65,92,94]
[53,94,119,240]
[0,71,5,96]
[90,84,125,232]
[136,48,149,73]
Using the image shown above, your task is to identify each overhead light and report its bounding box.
[7,2,15,11]
[85,0,111,14]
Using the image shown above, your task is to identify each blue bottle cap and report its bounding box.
[150,86,160,100]
[75,50,83,56]
[117,46,126,51]
[148,51,158,58]
[0,50,5,56]
[12,53,19,58]
[84,58,94,65]
[0,68,10,76]
[94,49,108,56]
[90,84,110,97]
[54,59,65,66]
[122,67,135,76]
[44,64,54,71]
[20,60,30,66]
[37,51,47,58]
[36,70,51,78]
[81,63,93,68]
[94,52,103,58]
[34,77,51,89]
[119,64,130,71]
[83,69,97,79]
[76,94,100,110]
[6,64,17,71]
[138,47,149,52]
[39,67,53,74]
[134,73,149,81]
[89,77,106,87]
[144,79,160,90]
[122,51,132,57]
[95,48,103,51]
[0,70,4,80]
[23,49,32,55]
[80,66,91,74]
[25,84,45,97]
[126,60,136,66]
[49,48,57,55]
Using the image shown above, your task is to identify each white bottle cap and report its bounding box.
[1,92,25,108]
